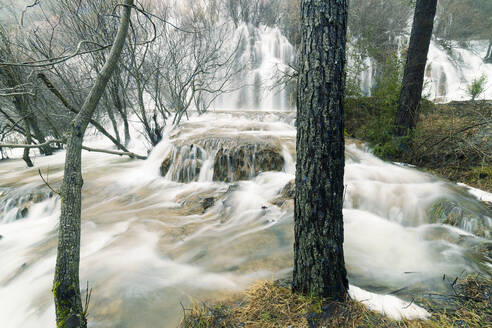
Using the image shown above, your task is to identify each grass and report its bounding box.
[181,276,492,328]
[345,98,492,193]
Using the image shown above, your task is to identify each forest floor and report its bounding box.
[345,99,492,194]
[180,276,491,327]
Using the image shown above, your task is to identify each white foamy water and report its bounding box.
[1,21,491,327]
[0,110,491,327]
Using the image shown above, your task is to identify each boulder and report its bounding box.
[160,135,286,183]
[213,143,284,182]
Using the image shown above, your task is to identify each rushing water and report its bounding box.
[1,22,491,327]
[0,110,491,327]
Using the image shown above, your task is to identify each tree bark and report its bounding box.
[37,73,132,154]
[293,0,348,301]
[53,1,132,327]
[485,39,492,63]
[394,0,438,139]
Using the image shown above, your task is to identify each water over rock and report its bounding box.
[427,198,492,238]
[213,140,284,182]
[0,188,54,223]
[270,179,295,210]
[160,134,285,183]
[161,144,205,182]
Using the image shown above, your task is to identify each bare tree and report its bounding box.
[0,27,53,166]
[121,1,240,146]
[52,1,132,327]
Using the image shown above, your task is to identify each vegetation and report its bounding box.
[467,74,489,101]
[346,99,492,192]
[181,277,492,328]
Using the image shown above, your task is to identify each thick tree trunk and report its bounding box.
[53,1,132,327]
[293,0,348,301]
[394,0,438,139]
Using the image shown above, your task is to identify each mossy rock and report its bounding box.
[213,144,284,182]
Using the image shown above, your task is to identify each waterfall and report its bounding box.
[214,23,296,111]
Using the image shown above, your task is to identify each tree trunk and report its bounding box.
[21,115,34,167]
[103,91,121,144]
[394,0,438,139]
[485,39,492,64]
[293,0,348,301]
[53,1,132,327]
[0,31,53,156]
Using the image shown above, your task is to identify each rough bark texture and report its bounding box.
[293,0,349,301]
[53,1,132,327]
[395,0,438,138]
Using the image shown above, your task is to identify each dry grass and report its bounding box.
[408,101,492,193]
[180,277,492,328]
[346,98,492,193]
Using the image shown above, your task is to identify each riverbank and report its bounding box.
[345,99,492,194]
[180,276,491,327]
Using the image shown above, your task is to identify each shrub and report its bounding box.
[467,74,488,100]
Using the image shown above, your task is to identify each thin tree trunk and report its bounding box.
[485,39,492,63]
[293,0,348,301]
[21,115,33,167]
[37,73,131,153]
[53,1,132,327]
[394,0,438,139]
[103,91,121,144]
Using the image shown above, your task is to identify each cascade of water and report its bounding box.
[1,111,490,327]
[353,37,492,101]
[214,23,296,111]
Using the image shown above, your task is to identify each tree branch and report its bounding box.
[0,139,146,160]
[37,72,132,153]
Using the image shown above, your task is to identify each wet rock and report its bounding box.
[160,145,205,182]
[213,143,284,182]
[427,199,491,238]
[271,180,295,208]
[201,197,215,213]
[0,188,53,222]
[160,157,171,177]
[17,206,29,219]
[161,135,286,183]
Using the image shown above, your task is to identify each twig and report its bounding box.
[82,281,93,319]
[81,145,147,160]
[38,168,60,195]
[402,297,415,309]
[20,0,40,27]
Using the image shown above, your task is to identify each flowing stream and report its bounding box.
[1,23,492,328]
[0,110,491,327]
